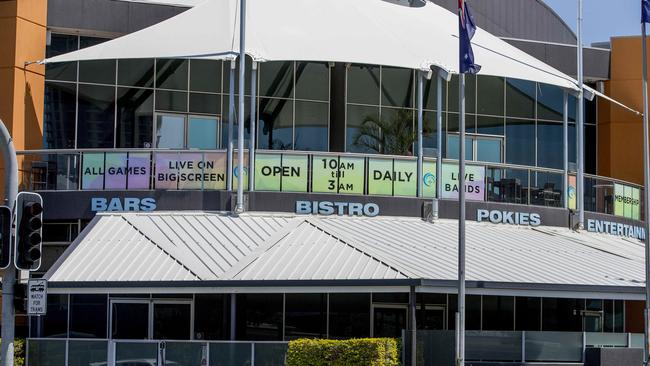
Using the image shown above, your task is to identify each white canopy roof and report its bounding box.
[42,0,579,90]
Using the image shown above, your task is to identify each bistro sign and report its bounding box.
[296,200,379,217]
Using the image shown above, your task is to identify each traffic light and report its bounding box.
[14,192,43,271]
[0,205,11,269]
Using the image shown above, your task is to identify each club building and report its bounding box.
[2,0,650,364]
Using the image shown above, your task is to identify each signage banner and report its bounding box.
[254,154,308,192]
[367,158,394,196]
[155,152,227,190]
[202,153,227,190]
[393,159,417,197]
[104,153,128,190]
[233,153,249,191]
[28,279,47,316]
[312,155,364,195]
[568,175,577,210]
[82,153,105,190]
[126,153,151,189]
[614,183,640,220]
[421,161,437,198]
[441,163,485,201]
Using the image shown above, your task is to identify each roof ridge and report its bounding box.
[305,217,417,279]
[120,215,203,280]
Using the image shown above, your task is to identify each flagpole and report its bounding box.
[641,18,650,366]
[577,0,585,230]
[457,72,466,366]
[236,0,246,212]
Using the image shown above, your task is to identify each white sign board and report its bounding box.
[28,279,47,316]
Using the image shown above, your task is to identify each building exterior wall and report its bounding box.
[598,37,647,185]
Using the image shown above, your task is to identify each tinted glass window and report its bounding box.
[294,101,328,151]
[41,294,69,338]
[77,84,115,148]
[220,96,250,149]
[188,117,218,149]
[542,298,584,331]
[118,59,155,88]
[506,79,535,119]
[46,34,78,81]
[505,119,535,166]
[194,294,228,340]
[422,110,438,152]
[153,303,191,340]
[346,104,379,153]
[156,115,185,148]
[347,64,379,105]
[156,90,188,112]
[190,60,222,93]
[448,75,476,114]
[70,294,107,338]
[116,87,153,148]
[379,108,415,156]
[223,57,252,95]
[189,93,220,115]
[477,76,504,116]
[156,59,188,90]
[423,76,441,111]
[285,294,327,340]
[537,83,564,121]
[329,293,370,339]
[111,302,149,339]
[482,296,514,331]
[476,115,504,136]
[530,171,563,207]
[44,82,76,149]
[381,67,413,108]
[476,138,502,163]
[466,295,481,330]
[537,121,563,169]
[236,294,283,340]
[258,98,294,150]
[515,297,541,331]
[586,124,597,174]
[295,62,329,101]
[79,60,116,85]
[260,61,293,98]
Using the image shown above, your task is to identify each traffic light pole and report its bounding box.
[0,120,18,366]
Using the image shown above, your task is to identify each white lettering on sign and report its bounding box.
[28,279,47,316]
[91,197,157,212]
[476,209,541,227]
[296,201,379,217]
[586,219,646,240]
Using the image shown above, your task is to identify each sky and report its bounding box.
[543,0,642,46]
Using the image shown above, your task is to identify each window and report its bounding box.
[40,294,69,338]
[536,121,564,169]
[77,84,116,148]
[448,134,503,163]
[542,298,584,331]
[42,221,79,243]
[477,76,504,116]
[190,60,222,93]
[118,59,155,88]
[346,104,379,153]
[156,59,188,90]
[111,301,149,339]
[515,297,541,331]
[117,87,154,148]
[294,101,328,151]
[44,82,76,149]
[506,119,535,166]
[194,294,229,340]
[506,79,535,119]
[70,294,107,338]
[46,34,78,82]
[236,294,283,340]
[156,114,185,148]
[153,302,192,340]
[258,98,294,150]
[381,67,413,108]
[296,62,329,101]
[329,293,370,339]
[347,64,379,105]
[284,294,327,340]
[188,116,219,149]
[537,83,564,121]
[482,296,514,331]
[155,114,220,149]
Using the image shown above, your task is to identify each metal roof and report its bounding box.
[45,212,645,294]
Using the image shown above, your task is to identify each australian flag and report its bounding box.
[459,0,481,74]
[643,0,650,23]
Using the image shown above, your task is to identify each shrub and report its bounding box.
[0,338,25,366]
[286,338,399,366]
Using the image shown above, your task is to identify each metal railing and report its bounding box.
[15,148,644,220]
[26,338,288,366]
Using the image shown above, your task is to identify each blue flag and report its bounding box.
[644,0,650,23]
[459,0,481,74]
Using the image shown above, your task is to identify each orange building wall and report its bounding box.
[599,36,648,185]
[0,0,47,194]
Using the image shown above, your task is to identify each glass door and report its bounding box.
[371,305,408,338]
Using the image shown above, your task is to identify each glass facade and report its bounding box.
[44,33,597,174]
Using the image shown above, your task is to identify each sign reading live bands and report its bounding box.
[440,163,485,201]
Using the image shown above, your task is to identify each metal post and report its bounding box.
[236,0,246,213]
[641,20,650,366]
[563,92,569,209]
[409,286,417,366]
[417,71,424,197]
[456,73,466,366]
[249,61,257,193]
[227,60,236,192]
[577,0,585,229]
[436,73,443,204]
[0,120,18,366]
[230,294,236,340]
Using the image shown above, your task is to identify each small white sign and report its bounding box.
[28,279,47,316]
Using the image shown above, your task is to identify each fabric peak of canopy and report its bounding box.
[41,0,579,90]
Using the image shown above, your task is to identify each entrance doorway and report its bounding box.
[110,299,193,340]
[371,304,408,338]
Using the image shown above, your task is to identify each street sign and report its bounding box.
[27,279,47,316]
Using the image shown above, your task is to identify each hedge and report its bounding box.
[286,338,399,366]
[0,339,25,366]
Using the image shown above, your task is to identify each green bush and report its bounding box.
[0,338,25,366]
[286,338,399,366]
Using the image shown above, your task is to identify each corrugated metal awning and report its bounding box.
[45,212,646,298]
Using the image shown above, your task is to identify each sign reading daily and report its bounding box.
[441,163,485,201]
[367,158,418,197]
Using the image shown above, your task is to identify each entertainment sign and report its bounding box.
[586,218,645,240]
